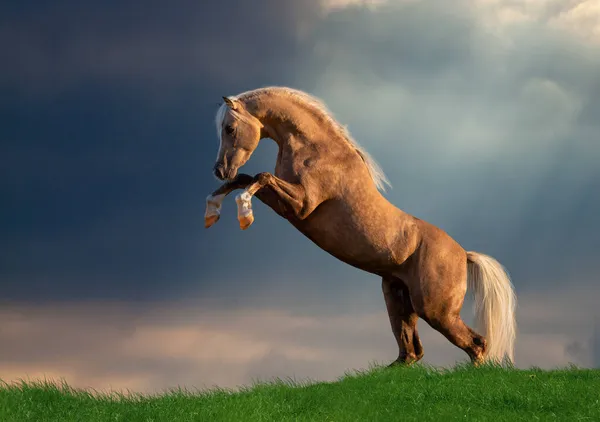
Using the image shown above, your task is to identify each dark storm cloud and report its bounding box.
[0,0,322,97]
[1,0,599,307]
[0,0,326,301]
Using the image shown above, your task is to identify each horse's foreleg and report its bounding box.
[205,174,254,228]
[235,172,308,230]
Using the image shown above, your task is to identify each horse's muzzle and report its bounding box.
[213,164,237,181]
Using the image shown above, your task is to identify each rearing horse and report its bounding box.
[205,86,517,365]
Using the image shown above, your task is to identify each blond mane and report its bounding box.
[216,86,391,192]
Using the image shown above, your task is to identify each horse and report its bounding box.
[204,86,517,366]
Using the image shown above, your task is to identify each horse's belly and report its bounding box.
[292,201,399,272]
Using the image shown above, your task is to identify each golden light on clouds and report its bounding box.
[475,0,600,44]
[0,287,597,394]
[321,0,600,43]
[549,0,600,43]
[321,0,389,12]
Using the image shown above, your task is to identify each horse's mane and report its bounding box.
[216,86,391,192]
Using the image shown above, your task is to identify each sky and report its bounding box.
[1,0,599,393]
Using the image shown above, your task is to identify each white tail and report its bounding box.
[467,251,517,364]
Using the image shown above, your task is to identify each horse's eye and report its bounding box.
[224,125,235,135]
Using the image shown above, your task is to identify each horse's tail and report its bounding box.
[466,251,517,364]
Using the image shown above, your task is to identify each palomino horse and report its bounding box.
[205,87,517,366]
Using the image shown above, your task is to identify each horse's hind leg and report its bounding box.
[382,277,423,365]
[408,252,487,364]
[424,312,486,364]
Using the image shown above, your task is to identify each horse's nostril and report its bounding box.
[213,165,225,180]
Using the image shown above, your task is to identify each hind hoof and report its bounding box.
[388,353,421,367]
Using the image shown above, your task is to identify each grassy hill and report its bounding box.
[1,364,599,421]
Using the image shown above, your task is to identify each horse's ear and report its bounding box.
[222,96,238,110]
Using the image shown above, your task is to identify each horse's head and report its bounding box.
[213,96,263,181]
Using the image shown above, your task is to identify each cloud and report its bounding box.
[293,0,600,291]
[303,0,599,155]
[321,0,398,13]
[325,0,600,45]
[2,0,599,305]
[1,0,599,394]
[565,318,600,368]
[474,0,600,43]
[592,323,600,367]
[0,1,322,99]
[1,286,597,393]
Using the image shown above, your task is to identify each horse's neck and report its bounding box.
[244,93,331,151]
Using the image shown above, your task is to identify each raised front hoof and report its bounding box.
[239,214,254,230]
[204,214,220,229]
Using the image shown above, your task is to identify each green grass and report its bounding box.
[1,364,599,421]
